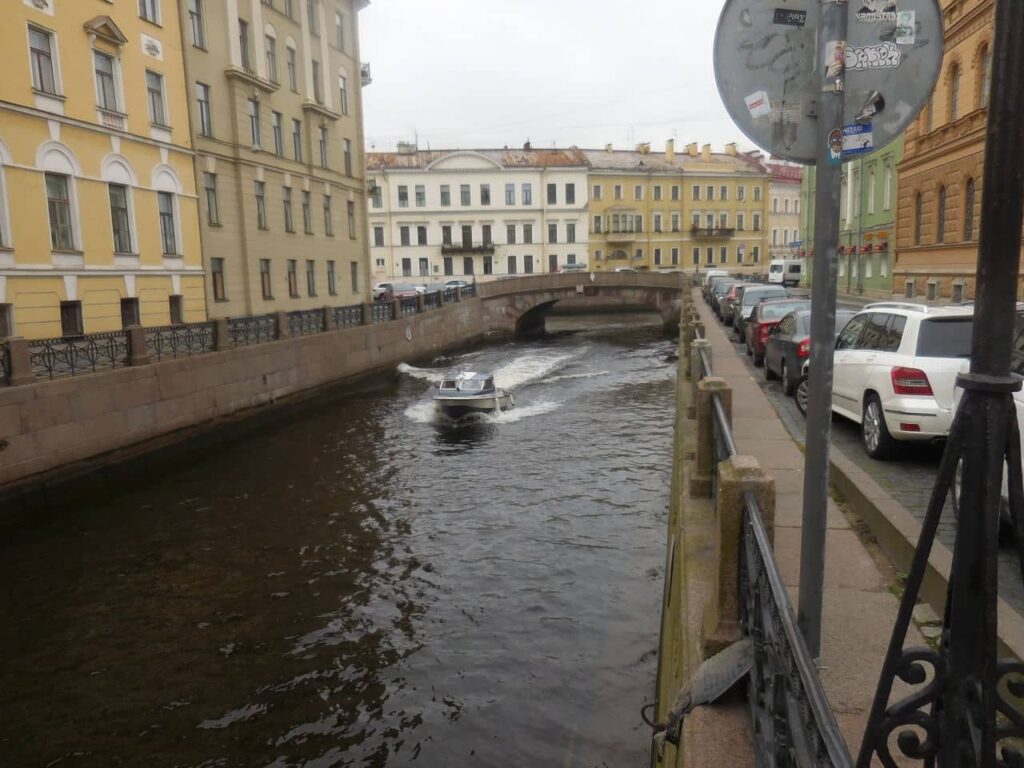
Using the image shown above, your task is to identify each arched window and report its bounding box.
[949,64,961,122]
[38,142,82,252]
[979,44,992,107]
[936,186,947,244]
[964,178,976,241]
[914,192,923,245]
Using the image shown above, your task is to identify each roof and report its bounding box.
[367,147,589,171]
[583,149,769,176]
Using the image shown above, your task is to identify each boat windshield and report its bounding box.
[439,380,458,390]
[458,379,487,392]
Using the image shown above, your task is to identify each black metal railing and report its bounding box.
[333,304,363,328]
[462,283,476,297]
[424,292,441,310]
[228,314,277,347]
[288,309,325,337]
[28,331,130,380]
[144,322,216,362]
[371,302,394,323]
[399,296,419,317]
[696,332,854,768]
[442,288,457,303]
[0,343,8,382]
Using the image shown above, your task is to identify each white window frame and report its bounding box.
[146,69,168,126]
[28,25,62,96]
[93,49,123,114]
[139,0,161,25]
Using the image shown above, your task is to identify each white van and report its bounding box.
[768,260,804,287]
[701,269,729,289]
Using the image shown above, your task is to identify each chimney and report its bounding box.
[636,142,650,154]
[686,142,698,157]
[665,139,675,162]
[725,142,737,156]
[605,143,614,153]
[523,140,532,150]
[701,143,711,160]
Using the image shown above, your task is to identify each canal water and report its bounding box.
[0,312,676,768]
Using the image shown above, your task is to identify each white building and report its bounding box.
[366,147,590,283]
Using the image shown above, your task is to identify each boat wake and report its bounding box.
[403,398,559,425]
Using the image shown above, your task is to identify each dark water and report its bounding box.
[0,313,677,768]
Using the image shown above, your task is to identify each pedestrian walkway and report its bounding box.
[693,295,927,760]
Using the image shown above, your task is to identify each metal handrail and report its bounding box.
[695,326,854,768]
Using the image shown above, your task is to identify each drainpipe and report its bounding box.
[856,155,865,295]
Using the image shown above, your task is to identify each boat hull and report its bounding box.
[434,392,514,418]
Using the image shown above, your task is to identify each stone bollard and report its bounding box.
[705,454,774,654]
[690,375,730,498]
[362,303,374,325]
[276,311,290,339]
[391,298,402,319]
[4,337,36,386]
[322,306,336,331]
[454,287,463,302]
[690,338,711,412]
[416,293,425,313]
[213,318,231,351]
[126,325,150,366]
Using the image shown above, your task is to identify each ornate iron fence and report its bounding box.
[371,302,394,323]
[28,331,130,380]
[424,291,441,310]
[442,288,456,303]
[333,304,363,328]
[0,342,9,383]
[696,335,854,768]
[462,283,476,297]
[399,296,419,317]
[144,322,216,362]
[227,314,277,347]
[288,309,325,337]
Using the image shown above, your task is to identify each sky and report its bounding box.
[358,0,752,154]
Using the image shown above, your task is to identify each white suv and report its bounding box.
[832,302,974,458]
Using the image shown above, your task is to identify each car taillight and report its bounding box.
[760,324,770,344]
[891,367,934,396]
[798,339,810,358]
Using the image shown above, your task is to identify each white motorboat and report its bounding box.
[434,371,514,418]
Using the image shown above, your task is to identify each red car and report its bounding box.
[745,298,811,366]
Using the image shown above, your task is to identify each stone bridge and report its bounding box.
[477,272,688,336]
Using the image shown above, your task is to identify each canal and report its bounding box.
[0,312,676,768]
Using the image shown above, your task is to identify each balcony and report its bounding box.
[224,65,279,93]
[605,230,637,244]
[361,62,373,87]
[691,226,736,238]
[442,242,495,255]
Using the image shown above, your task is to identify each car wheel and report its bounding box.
[745,338,752,356]
[862,394,896,460]
[950,456,1014,539]
[795,376,809,416]
[753,349,764,367]
[765,356,778,381]
[781,361,795,396]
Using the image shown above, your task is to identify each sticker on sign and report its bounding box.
[842,123,874,156]
[744,91,771,119]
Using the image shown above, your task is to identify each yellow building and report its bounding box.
[585,141,769,274]
[0,0,205,340]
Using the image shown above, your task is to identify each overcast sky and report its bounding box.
[358,0,752,153]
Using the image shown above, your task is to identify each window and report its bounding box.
[566,184,575,204]
[248,98,261,147]
[653,185,662,201]
[634,185,643,200]
[522,184,532,205]
[418,257,429,276]
[460,184,471,206]
[671,247,679,265]
[306,260,316,295]
[884,160,893,210]
[868,167,876,215]
[239,19,251,70]
[211,257,225,300]
[505,184,515,205]
[373,225,384,247]
[772,198,779,213]
[94,51,118,112]
[158,192,177,254]
[461,225,472,247]
[302,190,312,233]
[720,185,728,201]
[347,200,356,239]
[335,11,345,50]
[196,82,212,136]
[524,255,533,273]
[188,0,205,47]
[980,45,992,106]
[567,223,575,243]
[654,248,662,265]
[692,185,700,201]
[139,0,160,23]
[371,185,382,208]
[654,214,662,233]
[772,229,778,246]
[169,295,184,324]
[523,224,533,244]
[936,186,947,243]
[692,247,701,265]
[108,184,132,254]
[706,185,714,201]
[753,213,761,231]
[949,64,961,122]
[924,99,933,132]
[307,0,319,35]
[914,192,923,245]
[292,119,302,160]
[339,76,349,115]
[736,212,744,231]
[203,172,219,225]
[440,185,451,206]
[593,249,602,262]
[311,59,323,103]
[398,186,408,208]
[60,301,83,336]
[752,245,760,263]
[481,184,491,206]
[417,225,427,245]
[484,256,493,275]
[671,213,680,232]
[614,184,623,200]
[507,224,516,244]
[272,112,283,155]
[350,261,359,293]
[720,246,728,263]
[507,255,517,274]
[323,194,333,236]
[265,36,277,83]
[593,215,602,233]
[287,46,297,91]
[287,259,298,297]
[592,184,602,201]
[482,224,492,246]
[737,185,745,202]
[671,185,680,201]
[146,70,166,125]
[283,186,294,232]
[964,178,976,241]
[753,187,761,202]
[260,259,273,299]
[29,27,58,95]
[441,225,451,245]
[328,260,337,295]
[318,126,328,167]
[548,223,557,244]
[547,184,557,205]
[46,173,74,250]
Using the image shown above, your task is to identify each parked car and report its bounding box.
[443,279,471,290]
[745,298,811,366]
[768,259,805,287]
[712,280,740,317]
[377,282,420,300]
[561,263,589,273]
[719,283,747,325]
[416,283,443,295]
[373,282,393,301]
[701,269,730,296]
[611,266,637,273]
[831,302,974,459]
[706,276,734,307]
[765,308,857,394]
[732,286,790,343]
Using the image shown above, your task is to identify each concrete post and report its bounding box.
[690,375,730,498]
[706,454,775,654]
[362,303,374,325]
[4,337,36,386]
[126,325,150,366]
[416,293,425,313]
[276,311,290,339]
[213,318,231,351]
[690,338,711,411]
[391,298,401,320]
[322,306,336,331]
[454,287,463,302]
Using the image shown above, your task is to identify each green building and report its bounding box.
[800,135,902,297]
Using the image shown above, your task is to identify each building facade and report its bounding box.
[801,136,902,297]
[894,0,995,302]
[586,141,770,274]
[766,162,803,262]
[0,0,206,339]
[177,0,371,316]
[366,147,590,282]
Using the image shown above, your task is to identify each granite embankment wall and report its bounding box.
[0,300,482,489]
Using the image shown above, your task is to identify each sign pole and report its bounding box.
[797,0,848,660]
